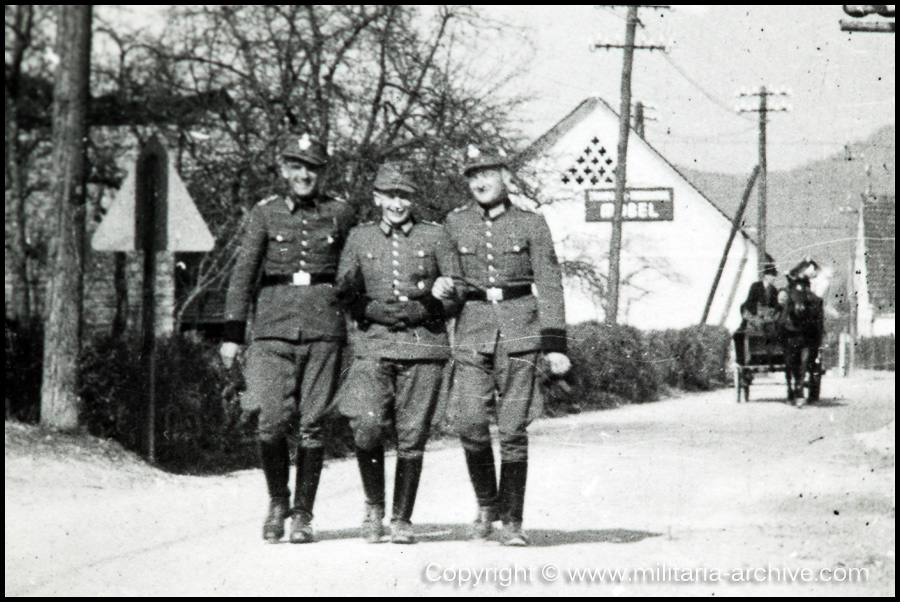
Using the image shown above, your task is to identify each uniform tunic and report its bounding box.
[444,200,567,355]
[443,199,567,462]
[334,219,461,458]
[223,193,355,445]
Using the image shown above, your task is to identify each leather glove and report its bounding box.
[364,301,404,327]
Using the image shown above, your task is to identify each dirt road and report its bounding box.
[5,371,895,596]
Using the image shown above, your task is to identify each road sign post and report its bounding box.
[91,135,214,461]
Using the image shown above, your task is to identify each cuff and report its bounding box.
[540,328,568,354]
[419,295,445,321]
[223,320,246,345]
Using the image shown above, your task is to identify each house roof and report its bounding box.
[517,97,760,250]
[862,195,896,313]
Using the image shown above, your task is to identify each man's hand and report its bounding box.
[431,276,455,300]
[364,301,404,326]
[219,342,241,369]
[544,352,571,376]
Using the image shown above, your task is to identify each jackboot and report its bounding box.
[290,446,324,544]
[390,456,423,544]
[259,439,291,542]
[464,448,499,540]
[498,460,528,546]
[356,446,386,543]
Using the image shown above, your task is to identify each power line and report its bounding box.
[659,52,754,121]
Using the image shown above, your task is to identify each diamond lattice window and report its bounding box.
[560,136,617,188]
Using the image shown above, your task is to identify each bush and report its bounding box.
[548,322,661,414]
[547,322,732,416]
[663,325,731,391]
[79,333,256,473]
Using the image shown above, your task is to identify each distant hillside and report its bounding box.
[680,124,895,281]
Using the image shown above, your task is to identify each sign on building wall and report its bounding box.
[585,187,674,222]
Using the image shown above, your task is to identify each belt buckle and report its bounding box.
[486,287,503,303]
[292,270,311,286]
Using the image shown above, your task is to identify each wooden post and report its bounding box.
[701,166,760,324]
[606,5,638,325]
[757,87,768,272]
[40,5,92,430]
[135,138,169,462]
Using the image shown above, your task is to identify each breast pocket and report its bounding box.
[413,248,437,278]
[457,244,479,275]
[501,239,531,278]
[266,230,297,263]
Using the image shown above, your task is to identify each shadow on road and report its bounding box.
[747,396,846,408]
[316,524,660,546]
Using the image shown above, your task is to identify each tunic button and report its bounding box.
[485,231,492,237]
[302,241,308,247]
[393,270,400,276]
[392,260,399,266]
[487,254,494,260]
[302,230,308,235]
[393,290,401,296]
[392,250,399,257]
[300,260,306,267]
[486,242,493,249]
[489,265,495,271]
[489,276,496,283]
[485,220,492,227]
[392,241,399,248]
[301,250,307,256]
[275,235,284,242]
[302,219,308,225]
[393,279,400,286]
[417,281,425,290]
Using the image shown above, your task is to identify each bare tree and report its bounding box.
[5,5,55,324]
[40,5,92,430]
[121,5,528,330]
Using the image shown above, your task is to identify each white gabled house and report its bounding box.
[513,97,762,330]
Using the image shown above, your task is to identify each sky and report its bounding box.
[476,5,895,174]
[110,5,895,175]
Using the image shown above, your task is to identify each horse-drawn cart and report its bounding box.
[734,331,822,406]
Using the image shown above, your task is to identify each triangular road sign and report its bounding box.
[92,139,214,252]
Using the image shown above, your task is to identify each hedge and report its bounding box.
[6,320,734,470]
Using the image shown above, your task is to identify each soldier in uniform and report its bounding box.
[219,134,355,543]
[334,162,461,544]
[444,145,571,546]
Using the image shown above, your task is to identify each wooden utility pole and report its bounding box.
[40,5,93,430]
[593,5,667,324]
[606,6,638,325]
[737,86,790,273]
[758,87,767,269]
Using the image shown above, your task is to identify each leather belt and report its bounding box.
[465,284,533,303]
[261,272,335,287]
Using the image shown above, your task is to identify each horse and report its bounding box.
[779,276,825,406]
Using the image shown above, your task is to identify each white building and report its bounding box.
[515,98,762,330]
